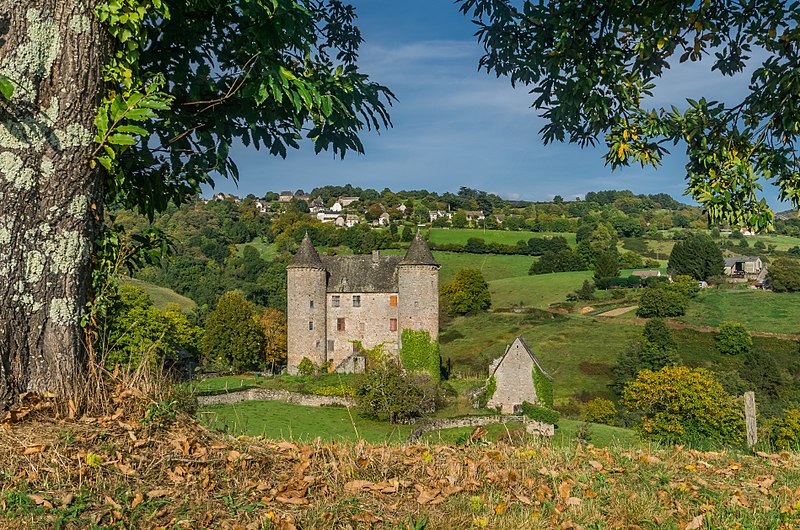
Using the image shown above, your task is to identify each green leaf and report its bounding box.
[115,124,149,136]
[107,133,138,145]
[0,76,13,100]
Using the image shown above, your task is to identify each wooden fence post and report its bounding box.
[744,391,757,448]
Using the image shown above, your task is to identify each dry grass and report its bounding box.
[1,393,800,529]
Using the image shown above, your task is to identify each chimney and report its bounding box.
[372,250,380,264]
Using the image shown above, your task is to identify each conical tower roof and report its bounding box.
[400,230,438,266]
[288,233,324,269]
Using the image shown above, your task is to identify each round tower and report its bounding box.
[286,234,327,373]
[397,231,440,340]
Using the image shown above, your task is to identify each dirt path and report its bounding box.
[596,305,638,317]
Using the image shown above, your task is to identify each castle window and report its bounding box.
[308,321,314,331]
[389,295,397,307]
[332,295,340,307]
[337,318,345,331]
[352,295,361,307]
[309,300,314,309]
[327,340,334,351]
[352,342,359,353]
[389,318,397,331]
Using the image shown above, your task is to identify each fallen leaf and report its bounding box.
[275,496,308,506]
[417,490,438,505]
[685,514,704,530]
[344,480,373,492]
[28,494,53,509]
[147,489,170,499]
[495,501,509,515]
[515,493,532,505]
[60,494,74,507]
[131,492,144,508]
[21,444,47,455]
[558,480,573,500]
[351,512,382,523]
[588,460,603,471]
[566,497,583,507]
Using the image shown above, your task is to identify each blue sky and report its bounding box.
[210,1,787,208]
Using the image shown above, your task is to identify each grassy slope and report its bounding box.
[430,228,576,246]
[121,278,196,312]
[679,289,800,334]
[489,270,593,308]
[434,252,532,284]
[198,400,413,444]
[3,410,798,530]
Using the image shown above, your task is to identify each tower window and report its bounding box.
[332,295,340,307]
[309,300,314,309]
[327,340,335,351]
[308,321,314,331]
[337,318,346,331]
[352,295,361,307]
[389,295,397,307]
[389,318,397,331]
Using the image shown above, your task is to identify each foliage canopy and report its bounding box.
[458,0,800,229]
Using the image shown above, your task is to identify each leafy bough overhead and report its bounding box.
[458,0,800,230]
[95,0,395,220]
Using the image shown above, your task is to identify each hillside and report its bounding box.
[2,405,798,529]
[121,278,196,313]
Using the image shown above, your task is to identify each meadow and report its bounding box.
[122,277,196,312]
[679,288,800,334]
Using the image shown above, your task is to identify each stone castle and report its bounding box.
[286,231,439,373]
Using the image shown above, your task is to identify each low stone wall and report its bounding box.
[197,389,355,408]
[407,415,527,442]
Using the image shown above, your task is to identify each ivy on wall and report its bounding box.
[532,364,553,409]
[399,329,441,381]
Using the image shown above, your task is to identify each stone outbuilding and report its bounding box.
[724,256,763,276]
[487,336,553,414]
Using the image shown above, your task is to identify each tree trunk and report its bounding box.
[0,1,106,409]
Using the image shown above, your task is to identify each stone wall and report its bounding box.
[326,292,399,365]
[197,389,355,408]
[287,267,327,372]
[397,264,439,340]
[407,415,555,442]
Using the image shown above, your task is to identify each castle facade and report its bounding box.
[286,231,439,373]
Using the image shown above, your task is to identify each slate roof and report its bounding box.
[321,254,402,293]
[400,231,438,266]
[724,256,761,266]
[288,234,324,269]
[491,336,553,381]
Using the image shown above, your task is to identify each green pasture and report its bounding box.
[489,270,593,308]
[192,373,358,396]
[429,228,576,247]
[197,400,413,444]
[236,237,279,260]
[679,289,800,334]
[434,252,533,284]
[121,278,196,312]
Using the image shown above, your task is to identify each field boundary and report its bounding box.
[198,388,355,408]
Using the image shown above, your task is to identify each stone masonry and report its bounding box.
[487,336,553,414]
[286,231,439,374]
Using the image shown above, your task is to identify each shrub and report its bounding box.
[670,275,701,298]
[356,358,439,423]
[770,409,800,450]
[441,269,491,315]
[297,357,316,376]
[520,402,560,425]
[314,385,356,397]
[769,258,800,292]
[636,288,688,317]
[583,398,617,425]
[668,234,724,280]
[716,322,753,356]
[201,291,265,372]
[622,366,745,445]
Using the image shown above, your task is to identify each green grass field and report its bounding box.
[236,236,279,260]
[197,400,413,443]
[122,278,196,312]
[192,373,358,396]
[197,399,636,448]
[489,270,593,308]
[679,289,800,334]
[429,228,576,246]
[434,251,533,284]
